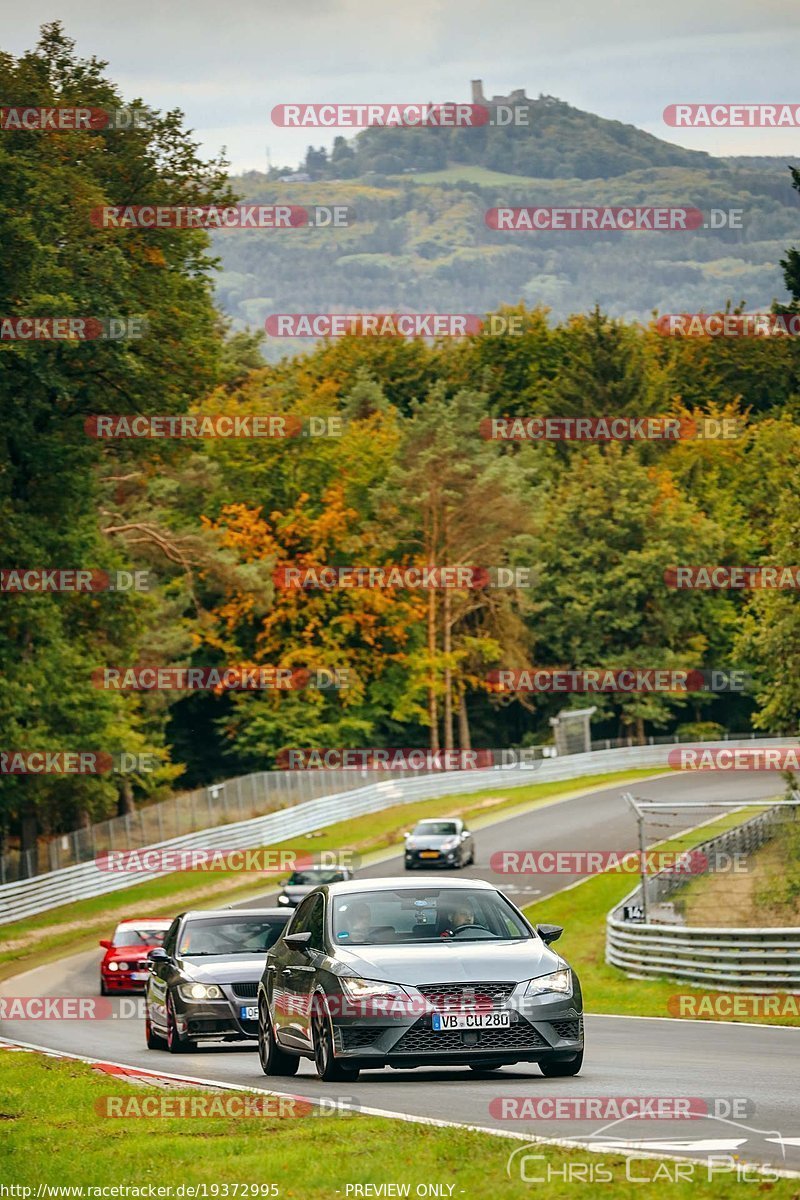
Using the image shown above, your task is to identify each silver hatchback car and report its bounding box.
[257,877,583,1081]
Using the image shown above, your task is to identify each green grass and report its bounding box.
[0,1050,794,1196]
[0,768,661,982]
[522,805,800,1027]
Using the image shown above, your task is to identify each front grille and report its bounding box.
[550,1018,582,1041]
[393,1018,547,1054]
[187,1018,235,1034]
[231,981,259,999]
[417,982,516,1010]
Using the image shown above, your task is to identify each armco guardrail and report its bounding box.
[3,729,779,884]
[606,805,800,990]
[0,737,792,927]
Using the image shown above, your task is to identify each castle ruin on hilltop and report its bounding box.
[471,80,529,106]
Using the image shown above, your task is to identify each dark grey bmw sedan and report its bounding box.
[257,877,583,1081]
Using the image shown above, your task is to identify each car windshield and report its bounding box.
[113,927,167,947]
[178,918,286,956]
[286,869,344,885]
[332,888,532,945]
[412,822,458,836]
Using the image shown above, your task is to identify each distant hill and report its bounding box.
[214,86,799,352]
[304,86,712,182]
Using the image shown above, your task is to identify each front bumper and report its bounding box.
[328,988,583,1069]
[172,984,260,1042]
[404,848,459,868]
[102,967,151,992]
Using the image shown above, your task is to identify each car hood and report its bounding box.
[404,836,454,849]
[176,955,268,983]
[331,938,563,985]
[105,948,150,962]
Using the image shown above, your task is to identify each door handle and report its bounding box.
[281,968,292,976]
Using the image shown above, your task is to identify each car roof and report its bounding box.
[413,818,462,827]
[180,908,289,919]
[115,918,172,928]
[324,876,494,897]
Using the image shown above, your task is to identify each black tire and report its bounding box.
[540,1050,583,1077]
[100,978,108,996]
[311,999,360,1082]
[166,992,194,1054]
[258,995,299,1076]
[145,1010,167,1050]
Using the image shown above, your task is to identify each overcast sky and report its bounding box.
[3,0,799,173]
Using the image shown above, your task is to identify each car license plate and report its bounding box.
[130,972,148,981]
[432,1011,511,1031]
[240,1005,258,1021]
[420,851,439,859]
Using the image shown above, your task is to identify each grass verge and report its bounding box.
[522,806,800,1027]
[0,1050,794,1196]
[0,768,660,983]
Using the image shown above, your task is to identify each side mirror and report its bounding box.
[284,931,312,950]
[402,831,410,838]
[537,923,563,946]
[148,947,169,962]
[461,831,470,839]
[99,939,112,950]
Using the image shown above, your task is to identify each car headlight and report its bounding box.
[440,838,459,851]
[340,977,410,1001]
[107,962,119,971]
[177,983,223,1001]
[523,969,572,997]
[278,894,290,905]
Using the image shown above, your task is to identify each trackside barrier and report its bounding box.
[0,737,793,926]
[606,805,800,991]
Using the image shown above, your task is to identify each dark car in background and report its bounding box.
[277,866,354,909]
[99,918,171,994]
[145,908,290,1052]
[404,818,474,869]
[257,878,583,1081]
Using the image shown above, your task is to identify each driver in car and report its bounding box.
[441,900,477,936]
[340,901,372,943]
